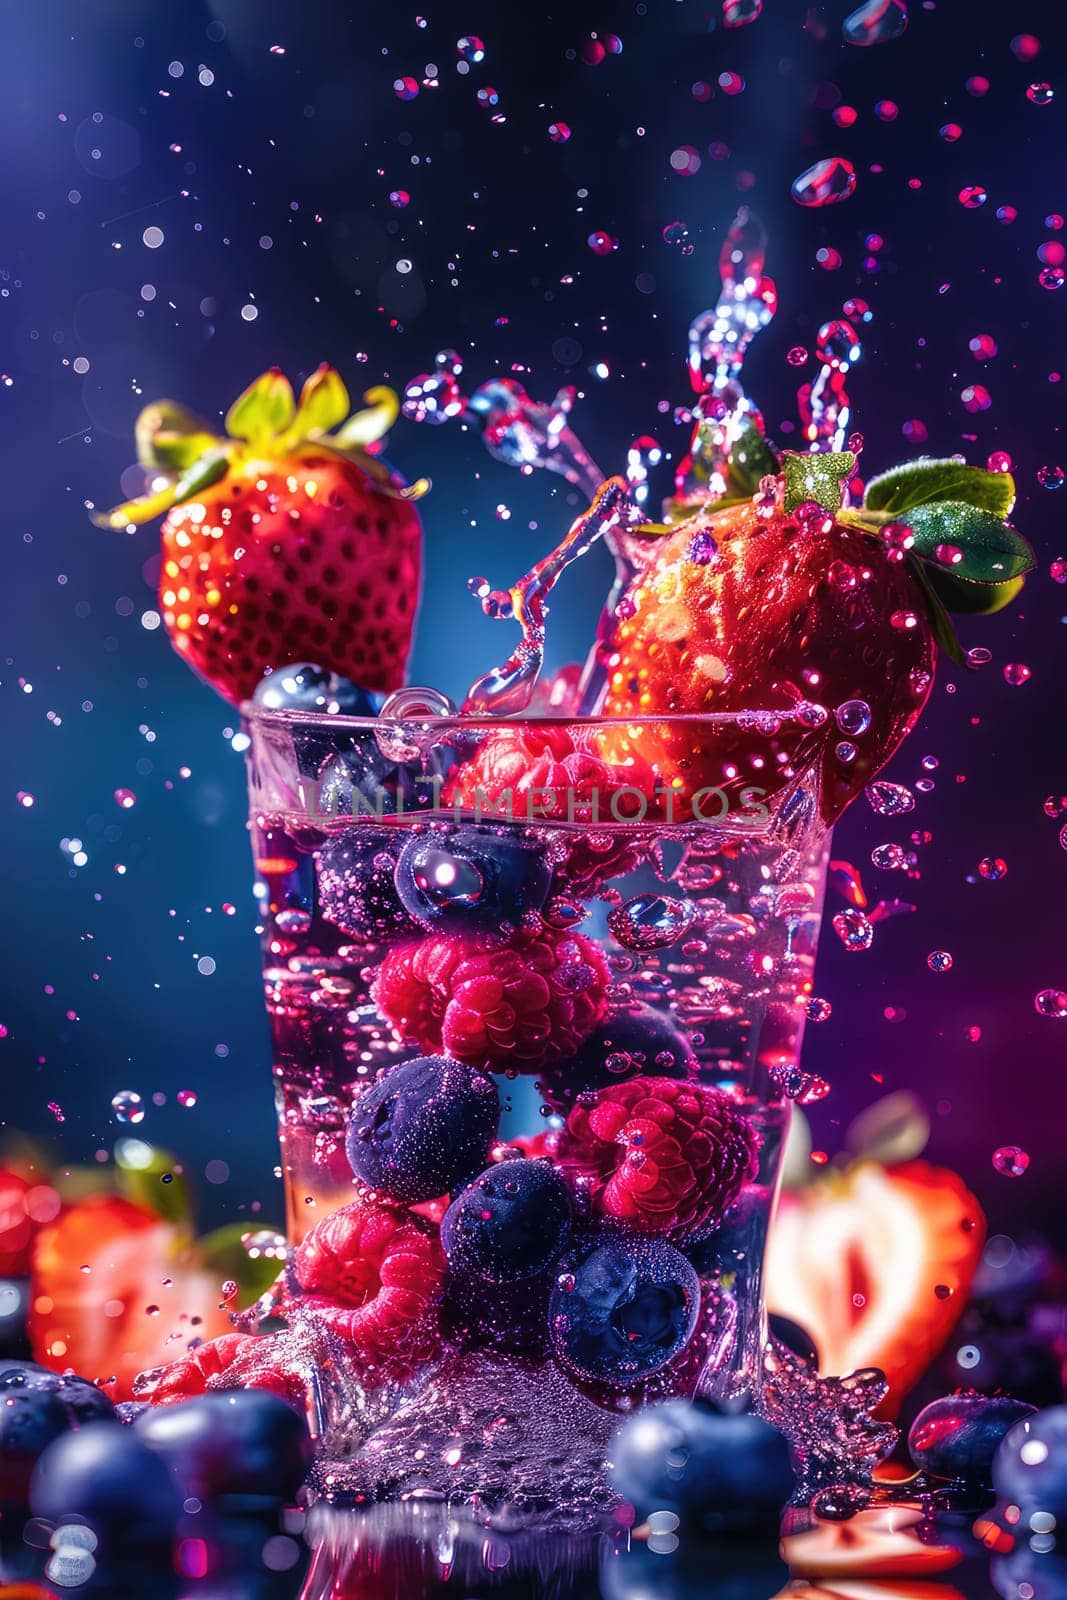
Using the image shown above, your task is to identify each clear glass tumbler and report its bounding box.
[242,704,829,1474]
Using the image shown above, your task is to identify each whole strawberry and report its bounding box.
[95,368,424,705]
[601,450,1033,824]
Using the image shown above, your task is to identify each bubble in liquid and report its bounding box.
[1027,83,1054,106]
[548,121,571,143]
[842,0,908,47]
[112,1090,145,1125]
[791,157,857,208]
[587,230,616,255]
[475,85,500,108]
[607,894,696,951]
[806,996,833,1022]
[1004,663,1032,686]
[832,907,874,952]
[835,740,857,764]
[866,780,916,816]
[457,35,486,62]
[787,346,809,367]
[978,857,1007,880]
[830,699,872,739]
[958,185,987,209]
[992,1145,1029,1178]
[927,950,953,973]
[1039,267,1065,290]
[275,907,312,935]
[1034,989,1067,1019]
[177,1089,198,1108]
[393,76,419,101]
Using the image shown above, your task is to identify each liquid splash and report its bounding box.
[462,478,636,714]
[842,0,909,47]
[675,206,777,507]
[791,156,858,209]
[798,318,863,451]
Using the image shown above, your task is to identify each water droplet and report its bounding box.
[111,1090,144,1125]
[1038,464,1065,490]
[940,122,962,142]
[992,1145,1030,1178]
[842,0,908,47]
[662,220,690,250]
[543,896,588,929]
[548,121,571,143]
[177,1089,198,1108]
[114,788,136,809]
[961,383,992,412]
[871,843,907,870]
[587,230,616,256]
[787,345,809,367]
[1027,82,1054,106]
[1039,266,1065,290]
[832,907,874,952]
[959,185,987,210]
[1004,662,1032,686]
[723,0,762,25]
[934,542,964,566]
[393,76,419,101]
[927,950,953,973]
[835,740,857,764]
[457,35,486,63]
[966,646,992,667]
[607,894,696,951]
[475,86,500,109]
[834,699,872,738]
[791,157,857,208]
[806,996,832,1022]
[866,780,916,816]
[1034,989,1067,1019]
[978,856,1007,880]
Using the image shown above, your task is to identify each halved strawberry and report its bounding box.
[765,1160,986,1417]
[94,368,424,705]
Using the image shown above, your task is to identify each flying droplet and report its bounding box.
[978,857,1007,880]
[1034,989,1067,1019]
[111,1090,145,1125]
[992,1145,1029,1178]
[1027,82,1054,106]
[842,0,908,47]
[832,907,874,952]
[866,780,916,816]
[791,157,857,208]
[927,950,953,973]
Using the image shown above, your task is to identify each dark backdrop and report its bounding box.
[1,0,1064,1246]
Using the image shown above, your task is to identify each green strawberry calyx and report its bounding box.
[92,364,429,531]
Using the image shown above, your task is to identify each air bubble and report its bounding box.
[111,1090,145,1125]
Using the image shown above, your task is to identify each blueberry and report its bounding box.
[346,1055,500,1205]
[609,1399,795,1532]
[394,826,552,933]
[548,1236,700,1388]
[0,1360,115,1426]
[314,744,448,822]
[253,663,380,717]
[0,1388,71,1504]
[442,1159,571,1283]
[135,1391,312,1504]
[993,1404,1067,1517]
[30,1421,181,1542]
[540,1004,694,1109]
[908,1393,1036,1487]
[317,832,416,943]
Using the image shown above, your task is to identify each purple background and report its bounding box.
[1,0,1064,1248]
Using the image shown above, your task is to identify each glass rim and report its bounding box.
[240,701,812,735]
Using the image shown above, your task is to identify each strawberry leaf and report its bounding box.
[904,501,1035,584]
[725,419,778,499]
[197,1222,283,1307]
[782,449,856,512]
[907,556,967,665]
[923,567,1026,616]
[135,400,218,471]
[333,385,400,449]
[225,368,296,445]
[864,458,1015,518]
[93,446,230,529]
[289,364,350,440]
[115,1141,192,1230]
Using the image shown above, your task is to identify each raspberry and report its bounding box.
[133,1333,300,1406]
[557,1077,758,1239]
[373,927,610,1072]
[442,726,659,826]
[293,1201,446,1379]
